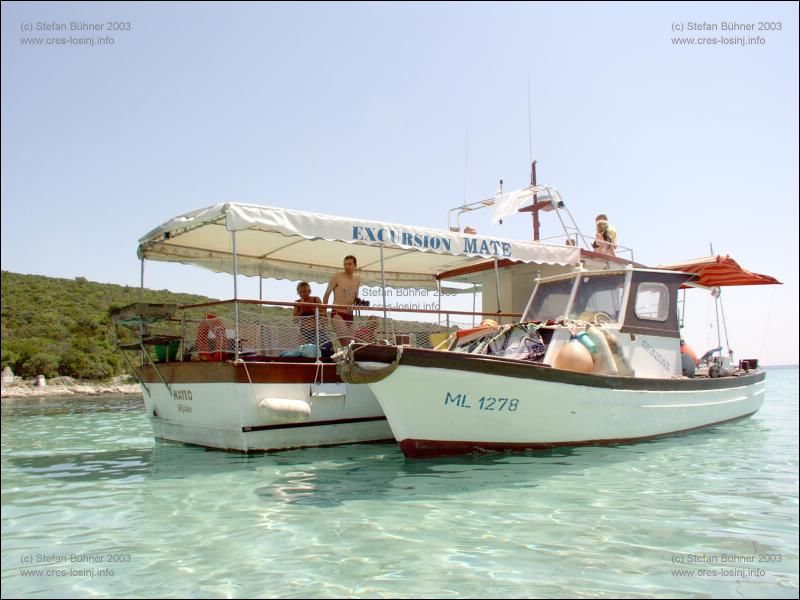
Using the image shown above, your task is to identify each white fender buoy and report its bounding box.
[584,325,619,376]
[601,329,635,377]
[552,339,594,373]
[258,398,311,423]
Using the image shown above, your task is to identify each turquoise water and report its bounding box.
[2,368,798,599]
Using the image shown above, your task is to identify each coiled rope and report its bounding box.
[334,344,404,384]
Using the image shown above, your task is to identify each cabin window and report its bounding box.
[634,282,669,321]
[570,274,625,322]
[525,279,575,322]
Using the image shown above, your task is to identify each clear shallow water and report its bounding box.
[2,369,798,599]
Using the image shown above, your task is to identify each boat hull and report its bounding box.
[137,360,391,452]
[353,347,766,458]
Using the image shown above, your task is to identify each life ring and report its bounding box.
[197,315,227,360]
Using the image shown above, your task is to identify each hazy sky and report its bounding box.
[2,1,797,365]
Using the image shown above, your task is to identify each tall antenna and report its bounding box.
[463,128,469,207]
[527,72,533,165]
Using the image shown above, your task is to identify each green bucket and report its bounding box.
[155,340,180,361]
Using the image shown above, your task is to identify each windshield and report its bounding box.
[524,278,575,322]
[570,274,625,322]
[524,273,626,323]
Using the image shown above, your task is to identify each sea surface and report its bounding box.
[1,368,798,599]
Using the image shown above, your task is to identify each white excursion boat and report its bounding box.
[114,181,611,452]
[340,256,780,458]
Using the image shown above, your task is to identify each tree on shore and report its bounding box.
[1,271,215,380]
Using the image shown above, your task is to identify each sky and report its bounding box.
[2,1,798,365]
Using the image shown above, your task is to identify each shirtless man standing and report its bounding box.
[323,255,360,346]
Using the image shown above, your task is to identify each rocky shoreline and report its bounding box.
[1,376,142,399]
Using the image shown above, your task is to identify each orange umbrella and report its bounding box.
[659,255,781,288]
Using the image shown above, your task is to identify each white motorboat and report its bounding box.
[341,257,780,458]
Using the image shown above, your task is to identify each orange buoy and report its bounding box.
[552,338,594,373]
[680,339,698,365]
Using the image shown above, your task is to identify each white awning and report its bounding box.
[137,203,580,289]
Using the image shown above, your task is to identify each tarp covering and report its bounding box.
[137,203,581,289]
[658,255,781,288]
[491,185,562,223]
[492,188,534,223]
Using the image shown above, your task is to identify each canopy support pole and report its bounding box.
[380,244,388,342]
[472,284,477,327]
[493,258,502,313]
[437,279,442,326]
[139,258,146,364]
[232,230,240,361]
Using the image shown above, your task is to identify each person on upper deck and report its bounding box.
[592,213,617,256]
[323,255,361,346]
[293,282,323,344]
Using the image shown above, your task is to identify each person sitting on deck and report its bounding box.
[293,282,323,344]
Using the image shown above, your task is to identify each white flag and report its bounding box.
[491,188,533,224]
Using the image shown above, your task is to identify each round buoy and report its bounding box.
[681,352,696,378]
[552,339,594,373]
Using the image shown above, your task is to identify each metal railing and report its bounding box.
[117,299,522,363]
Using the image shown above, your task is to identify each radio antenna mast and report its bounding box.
[527,71,533,166]
[463,128,469,207]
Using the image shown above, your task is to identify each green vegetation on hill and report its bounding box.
[1,271,223,380]
[2,271,462,381]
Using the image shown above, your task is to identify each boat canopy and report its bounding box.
[658,255,781,288]
[137,203,580,289]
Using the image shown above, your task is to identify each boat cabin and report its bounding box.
[522,266,694,378]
